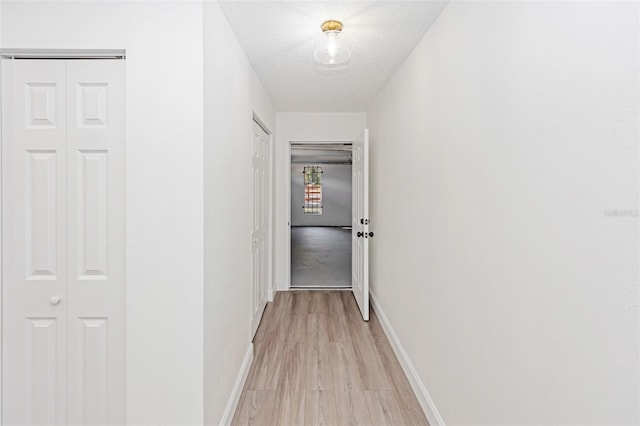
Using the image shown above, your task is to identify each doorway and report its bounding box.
[289,142,352,288]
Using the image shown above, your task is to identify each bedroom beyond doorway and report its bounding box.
[290,143,352,288]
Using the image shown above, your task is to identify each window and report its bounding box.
[303,166,323,215]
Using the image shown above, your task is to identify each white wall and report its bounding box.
[275,113,365,290]
[367,1,639,424]
[291,163,351,227]
[1,2,205,424]
[203,2,276,424]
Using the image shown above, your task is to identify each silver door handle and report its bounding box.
[50,296,61,306]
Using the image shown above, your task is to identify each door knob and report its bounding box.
[368,232,374,238]
[357,231,364,238]
[50,296,61,306]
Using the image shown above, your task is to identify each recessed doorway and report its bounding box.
[289,142,352,288]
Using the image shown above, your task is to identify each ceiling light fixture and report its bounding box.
[314,20,351,66]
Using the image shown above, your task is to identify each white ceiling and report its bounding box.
[219,1,448,112]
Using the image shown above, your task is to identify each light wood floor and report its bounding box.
[231,290,429,426]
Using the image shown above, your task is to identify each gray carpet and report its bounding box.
[291,227,352,288]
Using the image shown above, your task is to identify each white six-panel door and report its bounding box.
[251,121,270,337]
[2,59,125,425]
[352,129,370,321]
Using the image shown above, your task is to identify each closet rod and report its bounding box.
[0,48,125,60]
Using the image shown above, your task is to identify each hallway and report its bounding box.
[0,1,636,424]
[232,291,428,425]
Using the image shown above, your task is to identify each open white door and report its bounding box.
[352,129,370,321]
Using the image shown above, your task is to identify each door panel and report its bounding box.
[2,59,68,426]
[66,59,126,425]
[75,151,109,279]
[352,129,370,321]
[25,317,59,425]
[26,150,59,278]
[26,83,58,128]
[73,316,109,425]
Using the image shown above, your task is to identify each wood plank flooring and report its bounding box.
[231,290,429,426]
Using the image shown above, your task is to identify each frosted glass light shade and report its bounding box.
[314,24,351,66]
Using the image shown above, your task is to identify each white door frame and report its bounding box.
[253,113,274,302]
[286,139,352,289]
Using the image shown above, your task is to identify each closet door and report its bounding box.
[2,58,125,426]
[66,60,125,425]
[2,60,68,426]
[251,121,270,338]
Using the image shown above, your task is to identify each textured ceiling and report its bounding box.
[219,1,448,112]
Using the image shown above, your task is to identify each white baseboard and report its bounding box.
[219,344,253,426]
[370,291,445,426]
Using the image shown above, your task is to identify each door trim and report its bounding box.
[0,49,126,60]
[286,139,352,290]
